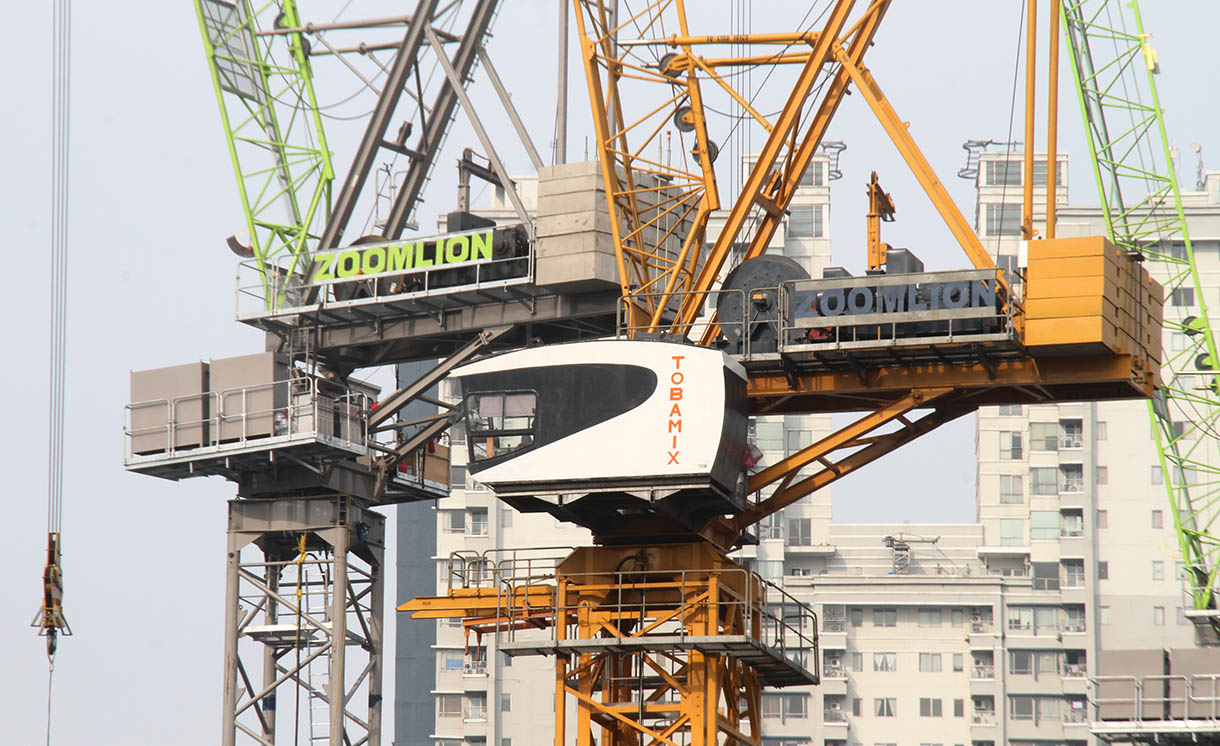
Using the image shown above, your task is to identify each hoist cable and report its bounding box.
[43,0,72,743]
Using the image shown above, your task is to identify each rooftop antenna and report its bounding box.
[1191,142,1205,191]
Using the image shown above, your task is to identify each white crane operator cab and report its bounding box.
[450,340,750,539]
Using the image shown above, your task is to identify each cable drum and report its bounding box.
[717,254,809,355]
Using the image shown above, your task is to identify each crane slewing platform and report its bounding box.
[120,0,1182,744]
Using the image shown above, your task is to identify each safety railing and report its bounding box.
[235,229,534,319]
[972,710,996,725]
[124,374,372,461]
[443,546,577,594]
[1064,662,1087,678]
[972,664,995,679]
[1093,674,1220,722]
[615,288,749,350]
[778,268,1017,354]
[490,564,819,670]
[822,663,846,679]
[822,708,847,722]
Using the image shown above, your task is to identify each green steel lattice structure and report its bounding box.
[1063,0,1220,638]
[195,0,334,304]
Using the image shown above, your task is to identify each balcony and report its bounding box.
[823,619,846,633]
[972,711,996,726]
[971,620,995,634]
[822,664,846,679]
[1060,528,1084,538]
[1064,662,1087,678]
[823,709,847,723]
[972,665,995,679]
[1064,707,1088,724]
[1059,436,1083,450]
[1060,479,1084,494]
[463,661,487,677]
[1063,620,1086,634]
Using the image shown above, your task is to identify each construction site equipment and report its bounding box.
[1062,0,1220,645]
[119,0,1199,744]
[451,340,748,538]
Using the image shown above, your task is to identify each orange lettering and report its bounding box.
[668,403,682,416]
[669,387,683,401]
[667,450,680,464]
[672,355,684,369]
[670,371,684,385]
[668,419,682,433]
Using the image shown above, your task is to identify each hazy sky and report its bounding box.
[4,2,1218,743]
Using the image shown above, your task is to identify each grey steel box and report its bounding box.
[210,352,288,442]
[1097,649,1168,721]
[129,362,210,454]
[1169,647,1220,719]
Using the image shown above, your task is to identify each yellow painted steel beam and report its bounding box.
[831,45,998,275]
[1046,0,1061,239]
[732,401,975,531]
[676,0,859,330]
[694,0,892,345]
[1023,0,1039,240]
[747,386,954,494]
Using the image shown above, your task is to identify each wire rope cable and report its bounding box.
[44,0,72,743]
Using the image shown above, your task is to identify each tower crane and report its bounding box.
[118,1,1191,744]
[402,2,1164,745]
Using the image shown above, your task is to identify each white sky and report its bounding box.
[4,1,1218,743]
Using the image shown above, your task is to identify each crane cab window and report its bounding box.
[466,391,537,462]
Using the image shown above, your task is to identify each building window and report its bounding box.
[1000,431,1024,460]
[1059,419,1084,448]
[1010,654,1029,678]
[984,203,1022,236]
[852,697,863,716]
[444,510,465,533]
[1096,421,1107,440]
[919,698,943,717]
[999,475,1023,504]
[449,465,467,488]
[998,404,1022,416]
[762,693,808,719]
[920,653,942,672]
[1064,606,1086,633]
[1060,463,1084,493]
[1000,519,1024,546]
[1100,605,1112,624]
[468,508,489,536]
[1153,606,1166,626]
[873,608,897,627]
[823,605,846,632]
[786,428,813,454]
[919,609,942,627]
[1097,510,1108,528]
[1097,466,1108,485]
[1030,511,1059,540]
[1172,287,1195,307]
[438,694,462,718]
[953,653,964,672]
[500,692,511,712]
[1032,561,1060,591]
[874,698,897,717]
[787,518,812,546]
[1007,606,1033,632]
[1152,465,1163,484]
[954,699,965,717]
[500,508,513,529]
[440,651,464,673]
[952,609,965,627]
[467,391,537,462]
[1152,510,1164,529]
[1097,560,1109,580]
[1062,559,1085,588]
[849,652,863,672]
[873,653,897,672]
[1030,423,1059,451]
[1030,467,1058,495]
[799,161,824,187]
[850,608,864,627]
[1010,695,1035,720]
[788,205,823,237]
[1153,561,1165,581]
[1061,510,1084,537]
